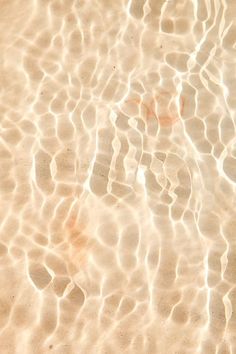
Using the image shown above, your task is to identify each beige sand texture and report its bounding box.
[0,0,236,353]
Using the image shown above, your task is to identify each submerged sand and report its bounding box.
[0,0,236,353]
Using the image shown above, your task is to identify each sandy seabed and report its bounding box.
[0,0,236,353]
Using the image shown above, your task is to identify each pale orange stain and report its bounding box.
[125,90,184,127]
[64,214,93,272]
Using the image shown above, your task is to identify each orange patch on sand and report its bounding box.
[125,90,184,127]
[64,215,93,272]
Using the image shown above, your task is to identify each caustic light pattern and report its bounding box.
[0,0,236,353]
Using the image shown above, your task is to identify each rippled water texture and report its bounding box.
[0,0,236,353]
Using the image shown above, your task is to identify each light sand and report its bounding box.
[0,0,236,353]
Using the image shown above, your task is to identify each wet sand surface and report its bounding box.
[0,1,236,353]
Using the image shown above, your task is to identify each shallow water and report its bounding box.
[0,0,236,353]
